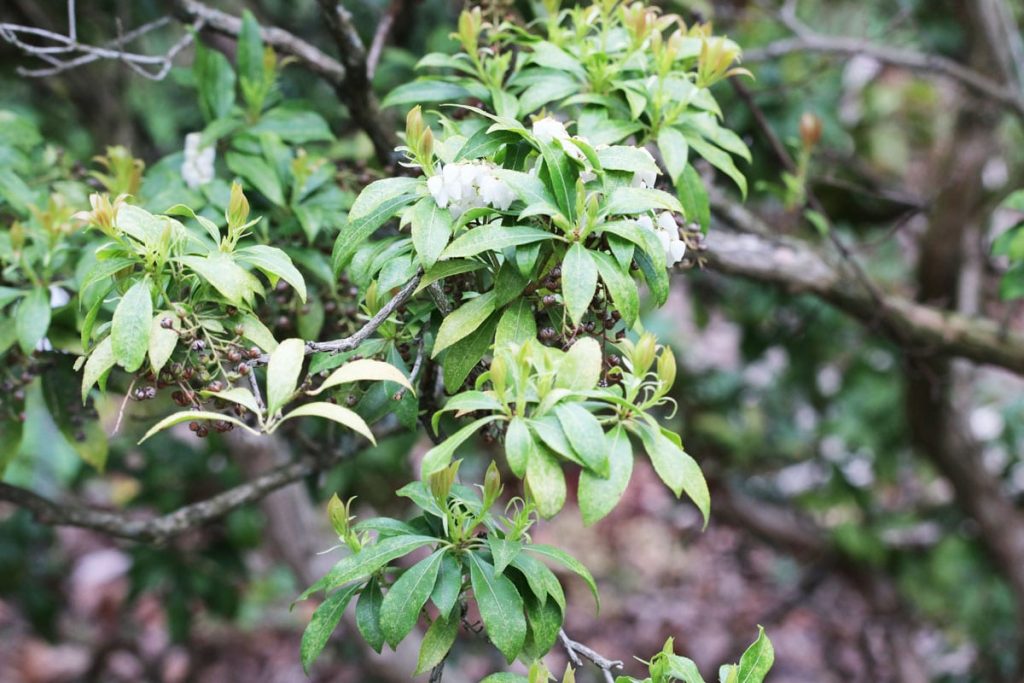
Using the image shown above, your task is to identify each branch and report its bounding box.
[315,0,400,165]
[702,200,1024,375]
[0,419,402,543]
[0,1,198,80]
[559,629,623,683]
[744,32,1024,120]
[172,0,347,85]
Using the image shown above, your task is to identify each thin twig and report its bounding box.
[559,629,622,683]
[367,0,404,79]
[745,30,1024,121]
[0,419,402,543]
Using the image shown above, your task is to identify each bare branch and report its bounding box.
[367,0,404,79]
[0,419,402,543]
[172,0,348,86]
[0,1,198,80]
[559,629,622,683]
[315,0,400,165]
[702,202,1024,375]
[744,32,1024,120]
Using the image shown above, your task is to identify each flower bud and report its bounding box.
[483,461,503,508]
[327,493,350,538]
[633,332,657,376]
[799,112,822,148]
[429,460,461,504]
[656,345,677,389]
[227,181,250,230]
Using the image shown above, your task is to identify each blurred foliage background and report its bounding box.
[2,0,1024,682]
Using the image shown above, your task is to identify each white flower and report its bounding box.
[181,132,215,189]
[532,116,570,142]
[478,173,515,211]
[429,161,516,215]
[642,211,686,267]
[631,148,659,188]
[427,174,450,208]
[49,285,70,308]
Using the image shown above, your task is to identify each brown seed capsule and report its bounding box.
[195,425,209,438]
[237,363,250,376]
[248,347,261,359]
[207,381,223,393]
[160,317,174,329]
[189,421,200,432]
[227,349,241,363]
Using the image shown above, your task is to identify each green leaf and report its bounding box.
[604,187,683,215]
[431,552,463,618]
[597,145,660,177]
[82,337,116,403]
[556,337,602,392]
[505,416,535,478]
[635,248,669,307]
[488,537,522,575]
[665,655,706,683]
[226,152,285,206]
[737,627,774,683]
[523,592,563,659]
[480,675,529,683]
[276,402,375,443]
[382,80,473,108]
[686,135,747,198]
[415,613,460,674]
[148,314,178,376]
[236,12,264,84]
[309,358,413,396]
[554,403,608,476]
[333,177,422,272]
[496,299,537,347]
[518,74,580,115]
[251,108,334,143]
[235,245,308,302]
[266,337,305,416]
[300,535,439,601]
[111,279,153,372]
[562,243,597,326]
[529,42,586,78]
[492,169,561,217]
[442,313,498,390]
[526,443,567,518]
[508,554,565,611]
[433,291,497,356]
[537,139,577,220]
[525,544,599,612]
[590,250,639,328]
[455,128,521,161]
[677,164,710,232]
[420,415,500,477]
[194,41,236,121]
[300,583,361,674]
[579,426,634,525]
[410,196,454,268]
[634,423,709,526]
[356,579,386,653]
[380,549,446,647]
[467,553,527,663]
[657,127,689,183]
[15,286,50,354]
[441,224,554,260]
[237,313,278,351]
[138,410,260,443]
[180,253,263,306]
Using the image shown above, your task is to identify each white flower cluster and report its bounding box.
[427,161,516,218]
[181,132,215,190]
[638,212,686,267]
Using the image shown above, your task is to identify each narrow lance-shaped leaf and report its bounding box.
[300,583,361,673]
[561,243,597,327]
[380,549,446,647]
[266,338,305,416]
